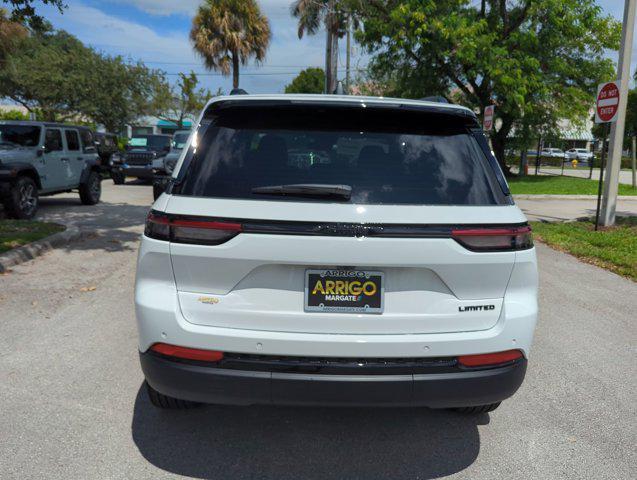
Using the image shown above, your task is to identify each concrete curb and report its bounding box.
[513,194,637,200]
[0,225,84,273]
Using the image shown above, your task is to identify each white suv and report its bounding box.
[135,95,538,414]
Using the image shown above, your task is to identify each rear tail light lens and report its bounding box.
[452,225,532,251]
[171,219,242,245]
[145,212,170,240]
[458,350,523,367]
[150,343,224,362]
[144,211,242,245]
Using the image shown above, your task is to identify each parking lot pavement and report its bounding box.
[0,182,635,479]
[515,196,637,222]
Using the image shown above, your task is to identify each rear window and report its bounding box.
[176,105,506,205]
[0,125,41,147]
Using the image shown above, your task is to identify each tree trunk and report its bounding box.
[232,52,240,89]
[490,134,512,176]
[324,0,338,93]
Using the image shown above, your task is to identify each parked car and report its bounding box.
[0,121,102,219]
[94,132,120,174]
[136,94,538,413]
[152,129,190,200]
[540,148,566,158]
[566,148,593,162]
[111,134,171,184]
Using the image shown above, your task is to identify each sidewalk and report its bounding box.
[514,195,637,221]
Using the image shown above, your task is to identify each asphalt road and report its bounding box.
[0,182,635,479]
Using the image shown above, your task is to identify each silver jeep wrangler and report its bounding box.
[0,121,102,219]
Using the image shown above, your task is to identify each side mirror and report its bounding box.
[84,146,97,154]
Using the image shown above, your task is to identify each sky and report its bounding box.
[31,0,637,94]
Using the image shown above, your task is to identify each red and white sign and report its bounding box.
[483,105,495,131]
[595,81,620,124]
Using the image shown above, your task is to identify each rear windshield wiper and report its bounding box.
[251,183,352,200]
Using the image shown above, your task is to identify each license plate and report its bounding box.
[304,269,384,314]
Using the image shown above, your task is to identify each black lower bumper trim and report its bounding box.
[140,352,527,407]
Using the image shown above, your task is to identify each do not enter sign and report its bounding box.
[595,81,620,123]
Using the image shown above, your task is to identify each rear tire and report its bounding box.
[3,176,39,219]
[111,170,125,185]
[79,170,101,205]
[452,402,501,414]
[145,381,201,409]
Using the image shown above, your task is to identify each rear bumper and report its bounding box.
[140,352,527,407]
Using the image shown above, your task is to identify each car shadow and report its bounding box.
[131,384,484,480]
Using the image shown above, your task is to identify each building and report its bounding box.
[122,116,194,138]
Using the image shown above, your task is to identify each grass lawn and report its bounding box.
[0,220,64,254]
[531,217,637,281]
[508,175,637,195]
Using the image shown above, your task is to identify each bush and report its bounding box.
[0,109,29,120]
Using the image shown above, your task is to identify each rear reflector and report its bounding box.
[458,350,523,367]
[145,212,242,245]
[150,343,224,362]
[452,225,532,251]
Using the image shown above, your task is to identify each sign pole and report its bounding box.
[631,132,637,188]
[535,136,542,175]
[595,124,610,231]
[600,0,636,226]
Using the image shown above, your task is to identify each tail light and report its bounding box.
[452,225,532,251]
[458,350,523,367]
[150,343,224,362]
[145,211,242,245]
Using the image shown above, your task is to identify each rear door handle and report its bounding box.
[61,158,69,162]
[76,157,83,161]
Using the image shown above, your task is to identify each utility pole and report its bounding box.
[324,0,338,94]
[345,14,351,92]
[600,0,636,225]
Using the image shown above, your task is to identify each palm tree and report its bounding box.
[290,1,352,93]
[190,0,271,90]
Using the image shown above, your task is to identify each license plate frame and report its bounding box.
[304,269,384,314]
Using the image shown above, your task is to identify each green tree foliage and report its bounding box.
[2,0,65,29]
[285,67,325,94]
[349,0,621,170]
[0,8,27,61]
[85,57,170,133]
[153,71,215,128]
[0,108,28,120]
[0,30,91,121]
[190,0,271,89]
[0,28,167,131]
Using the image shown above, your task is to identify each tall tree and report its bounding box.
[350,0,621,172]
[285,67,325,94]
[290,0,352,93]
[85,57,170,133]
[0,28,166,130]
[190,0,271,89]
[2,0,65,29]
[153,71,215,128]
[0,8,27,61]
